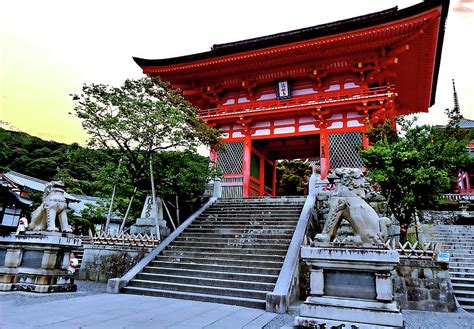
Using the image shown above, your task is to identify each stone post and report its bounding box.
[310,269,324,296]
[376,272,394,301]
[308,167,320,197]
[41,250,58,269]
[213,177,222,198]
[4,249,22,267]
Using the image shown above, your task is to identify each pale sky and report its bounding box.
[1,0,473,144]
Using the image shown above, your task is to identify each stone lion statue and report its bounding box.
[29,181,72,233]
[315,168,390,244]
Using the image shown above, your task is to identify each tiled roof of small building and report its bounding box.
[5,171,78,202]
[459,118,474,129]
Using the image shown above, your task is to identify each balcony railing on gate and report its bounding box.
[198,85,395,118]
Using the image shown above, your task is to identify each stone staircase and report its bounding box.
[121,197,305,309]
[73,235,91,268]
[425,225,474,312]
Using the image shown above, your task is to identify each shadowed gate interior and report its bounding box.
[216,132,364,198]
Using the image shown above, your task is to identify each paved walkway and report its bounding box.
[0,293,276,329]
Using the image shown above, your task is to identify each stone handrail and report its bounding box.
[107,196,218,293]
[266,172,318,313]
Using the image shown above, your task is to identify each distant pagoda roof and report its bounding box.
[437,118,474,129]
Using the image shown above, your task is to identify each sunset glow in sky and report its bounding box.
[1,0,473,144]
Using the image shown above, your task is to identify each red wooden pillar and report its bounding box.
[362,133,369,150]
[272,160,277,196]
[242,134,252,197]
[320,129,330,179]
[210,146,217,163]
[259,154,265,196]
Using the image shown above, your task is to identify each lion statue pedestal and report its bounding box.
[295,168,403,328]
[0,181,80,293]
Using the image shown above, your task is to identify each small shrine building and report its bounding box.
[134,0,449,198]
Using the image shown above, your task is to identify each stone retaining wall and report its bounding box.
[420,210,473,225]
[392,258,456,312]
[78,244,148,282]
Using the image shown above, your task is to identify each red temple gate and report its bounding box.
[134,0,449,197]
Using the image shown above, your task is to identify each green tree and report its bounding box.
[28,158,58,181]
[276,160,312,196]
[360,117,472,241]
[71,77,220,184]
[152,151,210,200]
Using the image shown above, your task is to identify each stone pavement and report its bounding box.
[0,293,276,329]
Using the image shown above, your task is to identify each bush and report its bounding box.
[436,199,459,211]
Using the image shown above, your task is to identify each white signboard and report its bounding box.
[276,80,291,99]
[437,252,450,263]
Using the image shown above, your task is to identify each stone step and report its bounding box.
[452,283,474,291]
[450,255,474,260]
[208,206,303,211]
[443,251,474,256]
[429,232,474,235]
[193,220,298,225]
[147,261,280,275]
[206,205,302,208]
[151,256,282,269]
[135,272,275,291]
[450,271,474,278]
[175,236,291,245]
[171,240,290,250]
[127,279,269,300]
[440,246,474,251]
[456,297,474,306]
[190,224,297,229]
[452,289,474,299]
[204,210,302,214]
[450,267,474,274]
[215,200,304,205]
[161,250,285,262]
[432,226,474,230]
[451,276,474,285]
[122,286,266,309]
[450,262,474,267]
[184,228,295,234]
[433,236,474,240]
[431,237,474,239]
[142,266,278,283]
[200,212,301,218]
[459,305,474,312]
[178,233,294,240]
[436,239,474,246]
[166,245,288,256]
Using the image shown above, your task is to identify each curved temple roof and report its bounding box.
[134,0,449,111]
